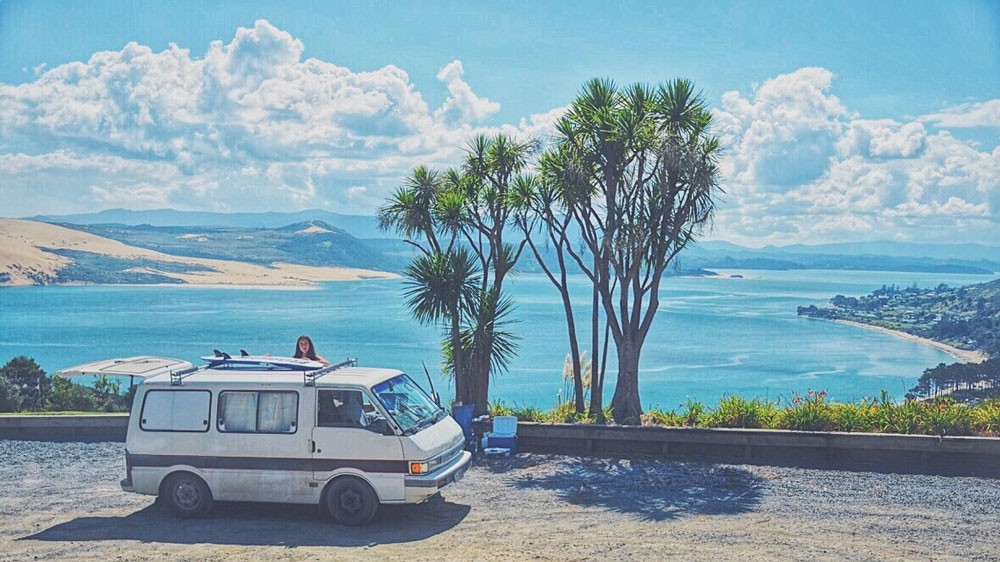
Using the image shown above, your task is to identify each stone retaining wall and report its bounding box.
[3,415,998,476]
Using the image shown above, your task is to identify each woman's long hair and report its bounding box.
[294,335,318,360]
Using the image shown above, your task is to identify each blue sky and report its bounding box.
[1,0,997,246]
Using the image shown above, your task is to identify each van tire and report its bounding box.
[163,472,213,519]
[325,477,378,526]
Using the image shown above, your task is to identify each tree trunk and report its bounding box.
[554,282,584,412]
[465,291,497,417]
[466,344,491,416]
[587,275,604,419]
[610,338,642,424]
[451,315,465,406]
[568,330,585,413]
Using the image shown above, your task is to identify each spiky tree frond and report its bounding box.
[402,248,480,326]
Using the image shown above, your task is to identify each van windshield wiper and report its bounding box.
[409,411,443,434]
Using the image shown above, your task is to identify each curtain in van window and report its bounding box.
[219,392,257,432]
[258,392,297,433]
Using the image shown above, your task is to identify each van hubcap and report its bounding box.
[175,481,200,509]
[338,489,362,514]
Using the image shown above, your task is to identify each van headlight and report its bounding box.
[410,445,462,475]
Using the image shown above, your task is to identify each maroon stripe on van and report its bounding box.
[129,454,408,474]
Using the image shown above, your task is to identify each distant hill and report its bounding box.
[798,277,1000,357]
[673,240,1000,275]
[30,208,386,239]
[756,241,999,263]
[0,219,396,286]
[62,221,410,273]
[523,240,999,276]
[23,209,1000,276]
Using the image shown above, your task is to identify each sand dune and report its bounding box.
[0,219,397,287]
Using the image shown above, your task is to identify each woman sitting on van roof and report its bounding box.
[294,335,329,366]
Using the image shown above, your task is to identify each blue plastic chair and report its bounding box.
[452,404,476,452]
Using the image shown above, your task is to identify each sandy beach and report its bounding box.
[834,319,988,364]
[0,219,398,287]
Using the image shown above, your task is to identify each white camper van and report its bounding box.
[58,354,471,526]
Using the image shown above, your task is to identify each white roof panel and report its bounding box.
[57,356,194,379]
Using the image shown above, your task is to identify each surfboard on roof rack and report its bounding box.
[199,354,325,371]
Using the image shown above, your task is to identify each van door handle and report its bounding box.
[310,440,316,453]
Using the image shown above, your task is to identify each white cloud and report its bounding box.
[433,60,501,125]
[920,99,1000,128]
[1,23,995,246]
[0,20,553,217]
[710,68,998,246]
[715,67,851,193]
[837,120,927,159]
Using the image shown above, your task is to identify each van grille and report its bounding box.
[441,441,464,466]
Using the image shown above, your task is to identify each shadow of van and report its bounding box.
[23,498,470,547]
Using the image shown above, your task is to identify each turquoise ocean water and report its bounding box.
[0,269,993,410]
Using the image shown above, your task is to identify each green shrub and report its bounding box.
[642,408,684,427]
[705,395,777,429]
[498,386,1000,436]
[923,399,974,436]
[46,377,97,412]
[873,391,924,434]
[547,401,582,423]
[681,398,707,426]
[973,398,1000,435]
[0,376,21,412]
[511,405,545,422]
[488,400,514,417]
[0,356,50,411]
[774,390,836,431]
[831,400,878,433]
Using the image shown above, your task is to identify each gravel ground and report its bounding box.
[1,440,998,562]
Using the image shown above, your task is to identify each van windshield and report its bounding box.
[372,374,444,435]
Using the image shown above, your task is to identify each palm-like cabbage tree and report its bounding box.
[376,166,443,254]
[402,247,480,399]
[512,173,591,414]
[540,77,723,423]
[379,134,535,413]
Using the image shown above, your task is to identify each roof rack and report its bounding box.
[304,357,358,387]
[169,366,202,386]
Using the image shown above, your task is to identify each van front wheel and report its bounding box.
[163,472,213,519]
[326,477,378,526]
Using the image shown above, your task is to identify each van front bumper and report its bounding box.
[120,477,134,492]
[403,450,472,503]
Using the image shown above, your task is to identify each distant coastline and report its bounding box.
[831,319,988,364]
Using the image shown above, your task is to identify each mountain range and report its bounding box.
[5,209,998,285]
[30,208,388,239]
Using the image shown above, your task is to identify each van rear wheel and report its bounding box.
[163,472,213,519]
[326,477,378,526]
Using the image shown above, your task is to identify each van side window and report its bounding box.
[140,390,211,432]
[218,391,298,433]
[318,389,372,428]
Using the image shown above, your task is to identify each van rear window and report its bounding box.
[218,391,298,433]
[140,390,211,432]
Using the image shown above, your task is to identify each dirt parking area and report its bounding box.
[1,440,998,562]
